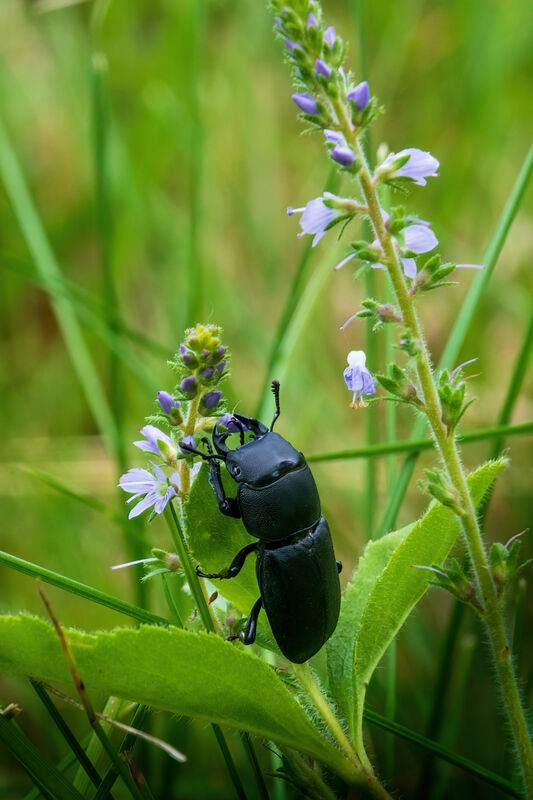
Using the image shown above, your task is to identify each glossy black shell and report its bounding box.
[228,431,321,542]
[257,517,341,663]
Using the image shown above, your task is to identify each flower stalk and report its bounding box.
[338,119,533,796]
[272,1,531,791]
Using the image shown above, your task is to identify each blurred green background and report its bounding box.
[1,0,532,797]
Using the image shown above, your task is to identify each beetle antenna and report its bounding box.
[270,380,281,431]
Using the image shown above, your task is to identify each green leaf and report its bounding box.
[327,524,413,738]
[185,464,259,616]
[0,615,356,782]
[327,459,506,747]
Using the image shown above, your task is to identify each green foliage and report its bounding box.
[327,459,505,750]
[185,464,259,617]
[0,615,354,783]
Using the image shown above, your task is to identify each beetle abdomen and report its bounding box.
[258,516,341,663]
[238,464,321,541]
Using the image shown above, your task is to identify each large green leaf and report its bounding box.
[186,464,260,615]
[327,459,506,746]
[0,614,354,782]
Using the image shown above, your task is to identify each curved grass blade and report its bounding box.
[0,550,169,627]
[363,708,522,798]
[0,114,119,460]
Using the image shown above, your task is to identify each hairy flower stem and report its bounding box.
[346,133,533,793]
[293,664,394,800]
[166,501,217,634]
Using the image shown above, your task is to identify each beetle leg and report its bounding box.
[196,542,258,580]
[228,596,263,646]
[336,560,343,574]
[207,457,240,518]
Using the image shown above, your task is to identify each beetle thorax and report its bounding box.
[225,432,305,488]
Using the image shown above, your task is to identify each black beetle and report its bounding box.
[186,381,342,663]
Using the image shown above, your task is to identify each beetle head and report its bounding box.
[224,431,305,488]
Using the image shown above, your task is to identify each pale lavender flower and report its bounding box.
[285,39,302,53]
[380,148,439,186]
[373,220,438,279]
[287,192,346,246]
[347,81,370,110]
[324,26,336,48]
[307,12,318,27]
[292,92,319,115]
[119,465,178,519]
[134,425,176,460]
[343,351,376,407]
[324,129,344,144]
[334,252,357,272]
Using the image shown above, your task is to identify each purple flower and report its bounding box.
[400,223,438,279]
[331,145,356,167]
[316,58,332,79]
[307,12,318,28]
[157,391,180,415]
[180,376,197,395]
[373,218,438,279]
[380,148,439,186]
[347,81,370,111]
[287,192,346,246]
[285,39,302,53]
[201,390,222,410]
[292,92,319,115]
[323,129,356,167]
[324,26,336,48]
[324,129,344,144]
[119,465,178,519]
[218,413,247,433]
[343,351,376,408]
[134,425,176,461]
[179,435,196,454]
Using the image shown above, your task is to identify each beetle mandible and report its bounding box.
[187,380,342,663]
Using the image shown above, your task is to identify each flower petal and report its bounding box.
[404,224,438,254]
[401,257,418,279]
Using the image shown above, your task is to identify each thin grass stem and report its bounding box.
[364,708,522,798]
[30,681,104,794]
[308,419,533,461]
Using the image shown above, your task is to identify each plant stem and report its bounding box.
[348,134,533,795]
[293,664,394,800]
[165,502,216,633]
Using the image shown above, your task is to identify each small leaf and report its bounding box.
[0,615,355,783]
[186,464,259,615]
[327,524,412,738]
[327,459,506,749]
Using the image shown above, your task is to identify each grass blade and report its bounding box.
[0,550,168,627]
[0,114,119,460]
